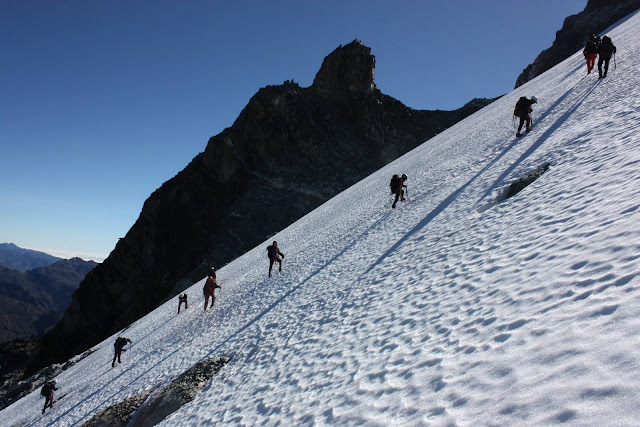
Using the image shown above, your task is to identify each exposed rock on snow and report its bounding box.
[129,356,229,427]
[81,392,151,427]
[505,163,550,199]
[81,356,229,427]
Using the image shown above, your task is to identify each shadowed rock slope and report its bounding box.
[26,40,493,375]
[515,0,640,88]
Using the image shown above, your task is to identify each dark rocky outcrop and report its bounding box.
[505,163,551,199]
[0,338,37,410]
[81,356,229,427]
[0,342,96,411]
[81,392,152,427]
[130,357,230,427]
[26,40,494,376]
[515,0,640,88]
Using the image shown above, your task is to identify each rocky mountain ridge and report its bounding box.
[0,243,62,272]
[515,0,640,88]
[26,40,494,376]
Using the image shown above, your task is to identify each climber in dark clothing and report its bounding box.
[41,380,58,414]
[597,35,616,79]
[390,174,407,208]
[267,241,284,277]
[513,96,537,137]
[112,337,132,367]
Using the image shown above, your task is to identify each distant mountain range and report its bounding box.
[0,243,62,272]
[0,244,97,343]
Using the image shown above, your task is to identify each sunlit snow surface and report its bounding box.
[3,11,640,427]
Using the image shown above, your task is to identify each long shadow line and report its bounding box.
[206,208,395,360]
[477,76,597,203]
[481,78,601,200]
[361,78,602,278]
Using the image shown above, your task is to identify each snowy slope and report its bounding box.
[3,10,640,427]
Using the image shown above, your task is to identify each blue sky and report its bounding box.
[0,0,586,262]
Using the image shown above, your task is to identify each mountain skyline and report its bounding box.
[0,243,63,271]
[0,0,587,262]
[1,7,638,426]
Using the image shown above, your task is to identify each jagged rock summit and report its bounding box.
[312,39,376,94]
[25,40,493,376]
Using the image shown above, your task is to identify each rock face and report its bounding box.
[313,39,376,93]
[80,356,229,427]
[26,40,494,376]
[505,163,550,200]
[130,357,230,427]
[515,0,640,88]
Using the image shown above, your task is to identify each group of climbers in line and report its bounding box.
[40,31,622,416]
[583,33,617,79]
[513,33,618,139]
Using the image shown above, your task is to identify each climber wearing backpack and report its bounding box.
[40,379,58,414]
[112,336,133,367]
[597,35,617,79]
[203,268,221,311]
[390,174,407,208]
[267,241,284,277]
[513,96,537,137]
[583,34,600,74]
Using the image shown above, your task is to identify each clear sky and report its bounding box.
[0,0,586,262]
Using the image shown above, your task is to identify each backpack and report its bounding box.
[390,175,400,193]
[40,382,52,397]
[599,37,616,57]
[514,97,528,116]
[584,40,598,55]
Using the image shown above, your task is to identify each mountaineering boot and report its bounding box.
[516,132,522,137]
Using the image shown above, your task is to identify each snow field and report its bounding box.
[2,10,640,427]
